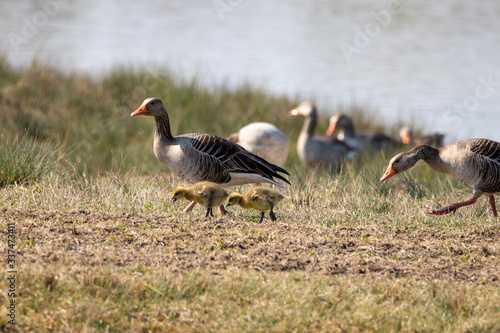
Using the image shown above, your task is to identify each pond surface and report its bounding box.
[1,0,499,142]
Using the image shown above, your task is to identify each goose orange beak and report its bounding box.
[131,104,148,116]
[288,108,300,116]
[326,123,337,136]
[380,165,396,181]
[401,134,411,144]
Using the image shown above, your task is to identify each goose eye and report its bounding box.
[151,102,155,105]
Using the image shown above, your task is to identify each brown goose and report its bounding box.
[380,139,500,217]
[131,98,290,210]
[227,122,289,167]
[289,101,355,167]
[399,125,444,147]
[326,113,396,153]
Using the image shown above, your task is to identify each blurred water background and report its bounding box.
[1,0,499,143]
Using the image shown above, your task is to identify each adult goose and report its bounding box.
[227,122,289,167]
[289,101,355,168]
[399,125,444,147]
[326,113,396,153]
[380,139,500,217]
[131,98,290,210]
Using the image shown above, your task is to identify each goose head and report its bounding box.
[225,193,243,207]
[170,187,187,202]
[326,113,352,136]
[380,151,417,181]
[288,101,316,117]
[131,97,166,117]
[399,125,413,144]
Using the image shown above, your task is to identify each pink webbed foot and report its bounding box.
[183,201,197,213]
[219,204,227,215]
[428,196,477,216]
[428,205,458,215]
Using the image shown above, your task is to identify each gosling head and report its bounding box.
[225,193,243,207]
[170,187,187,203]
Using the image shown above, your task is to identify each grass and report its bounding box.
[0,57,499,332]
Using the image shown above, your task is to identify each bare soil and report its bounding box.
[3,208,499,283]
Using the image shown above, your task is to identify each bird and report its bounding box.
[225,187,285,223]
[171,182,229,217]
[131,98,290,213]
[399,125,444,147]
[380,138,500,217]
[227,122,289,167]
[288,101,355,168]
[326,113,396,153]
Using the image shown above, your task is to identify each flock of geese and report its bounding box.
[132,97,500,220]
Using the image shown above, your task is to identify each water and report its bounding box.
[1,0,499,143]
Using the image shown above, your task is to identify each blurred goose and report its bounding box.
[131,98,290,212]
[399,125,444,147]
[289,101,355,167]
[326,113,396,153]
[380,139,500,217]
[171,182,229,217]
[227,122,289,167]
[225,187,285,223]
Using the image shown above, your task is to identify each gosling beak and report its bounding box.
[326,123,337,136]
[380,165,396,182]
[224,202,231,207]
[288,108,300,116]
[131,104,148,116]
[170,197,177,203]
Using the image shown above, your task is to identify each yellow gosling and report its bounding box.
[225,187,285,223]
[171,182,229,218]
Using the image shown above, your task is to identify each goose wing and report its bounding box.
[467,139,500,193]
[468,139,500,164]
[180,133,290,186]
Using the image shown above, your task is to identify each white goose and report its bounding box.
[227,122,289,167]
[289,101,355,168]
[381,139,500,217]
[131,98,290,211]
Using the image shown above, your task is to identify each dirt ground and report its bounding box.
[3,208,499,283]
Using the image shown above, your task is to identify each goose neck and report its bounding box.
[154,112,174,140]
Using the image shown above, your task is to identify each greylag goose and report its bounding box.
[326,113,396,153]
[225,187,285,223]
[227,122,289,167]
[171,182,229,217]
[131,98,290,211]
[380,139,500,217]
[289,101,355,167]
[399,125,444,147]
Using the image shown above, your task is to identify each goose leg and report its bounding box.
[488,195,498,217]
[183,201,197,213]
[218,204,227,215]
[205,208,213,218]
[268,202,277,221]
[429,196,477,215]
[258,212,265,223]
